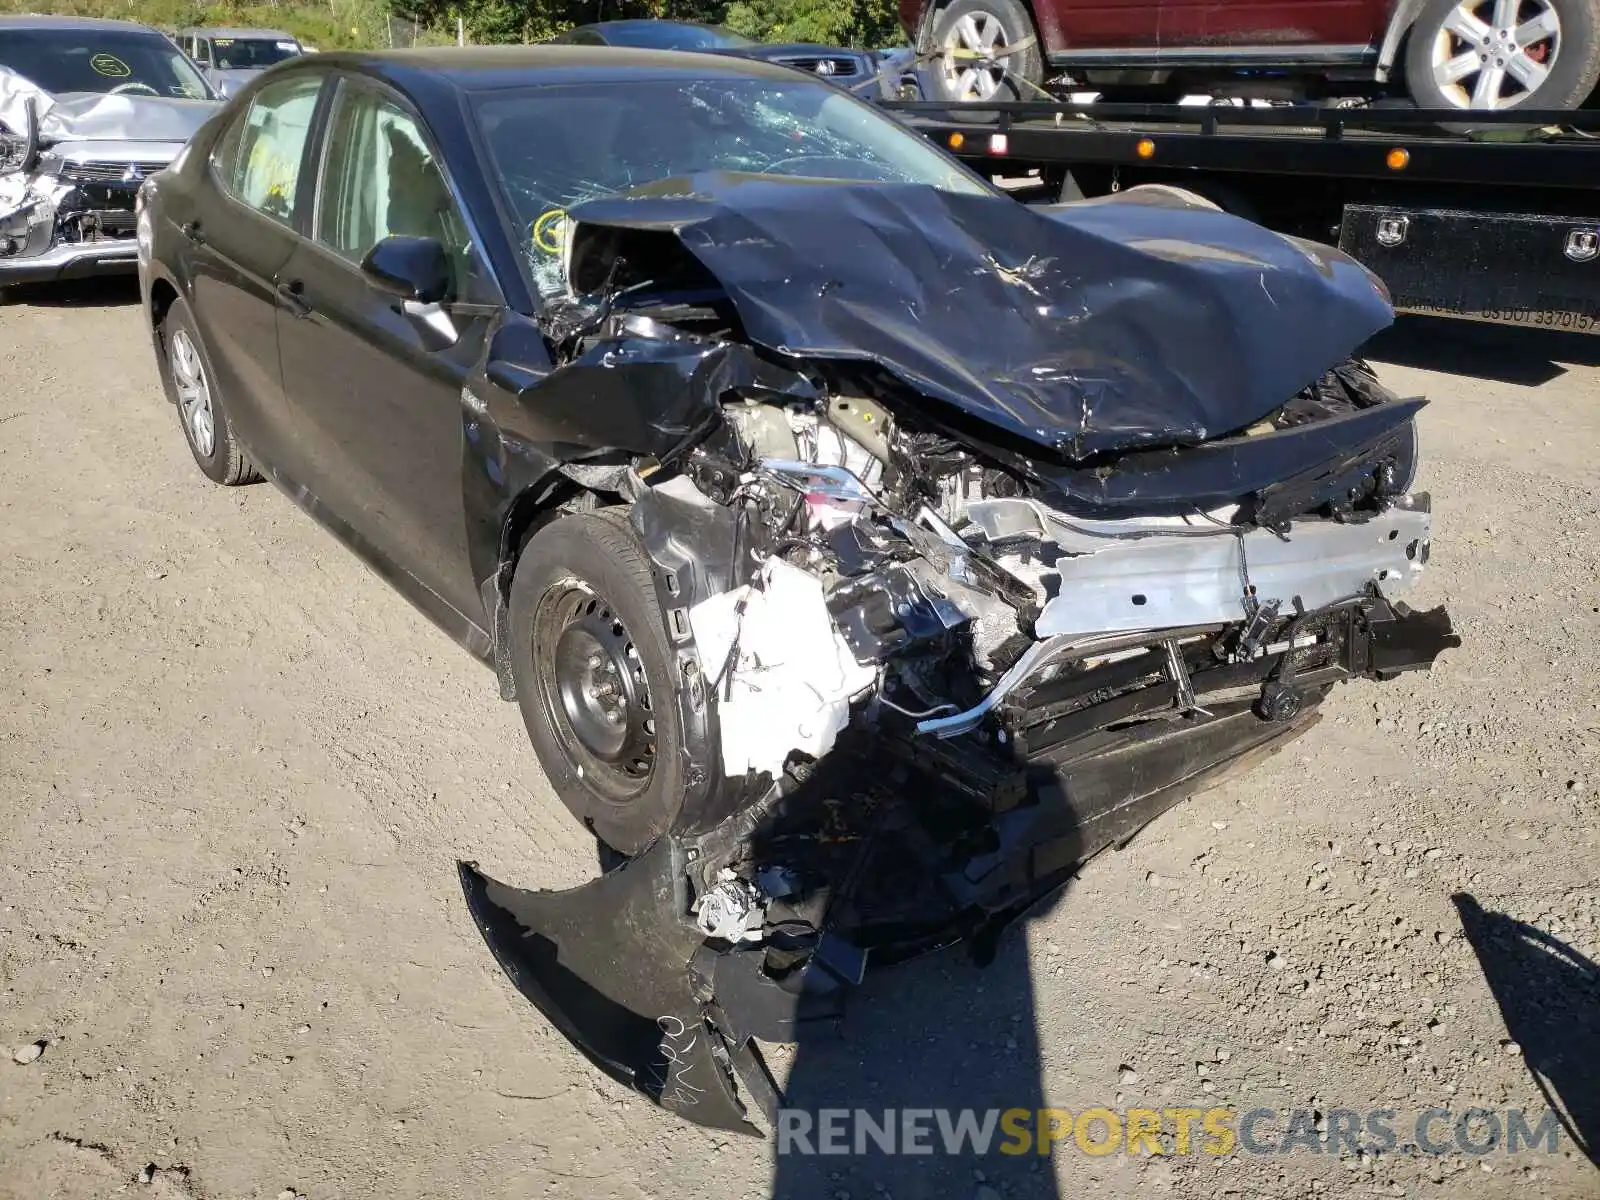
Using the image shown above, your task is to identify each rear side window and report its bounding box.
[212,74,322,225]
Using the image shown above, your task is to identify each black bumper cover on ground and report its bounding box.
[460,601,1458,1133]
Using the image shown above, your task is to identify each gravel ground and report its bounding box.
[1,282,1597,1200]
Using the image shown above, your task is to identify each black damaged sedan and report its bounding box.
[138,47,1458,1134]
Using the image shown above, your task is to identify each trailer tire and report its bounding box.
[1403,0,1600,112]
[925,0,1045,107]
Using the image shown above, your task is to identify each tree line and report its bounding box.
[396,0,906,51]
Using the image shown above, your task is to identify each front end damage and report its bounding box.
[462,179,1459,1133]
[0,70,211,284]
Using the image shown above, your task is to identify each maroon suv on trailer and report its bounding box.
[900,0,1600,111]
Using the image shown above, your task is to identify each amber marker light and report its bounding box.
[1386,147,1410,171]
[1136,138,1156,159]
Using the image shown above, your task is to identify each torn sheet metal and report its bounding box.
[0,67,214,147]
[1,68,215,281]
[510,322,818,461]
[1026,394,1421,515]
[565,174,1394,462]
[688,557,876,778]
[464,583,1457,1134]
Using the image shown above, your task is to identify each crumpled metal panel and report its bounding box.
[0,67,216,147]
[566,174,1395,462]
[1031,395,1423,513]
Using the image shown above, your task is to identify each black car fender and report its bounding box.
[461,319,733,835]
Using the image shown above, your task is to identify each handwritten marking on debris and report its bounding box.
[655,1014,706,1109]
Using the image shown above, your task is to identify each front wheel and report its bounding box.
[1403,0,1600,111]
[925,0,1045,105]
[508,510,689,856]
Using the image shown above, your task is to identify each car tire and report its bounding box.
[156,296,262,486]
[925,0,1045,105]
[508,509,687,856]
[1403,0,1600,111]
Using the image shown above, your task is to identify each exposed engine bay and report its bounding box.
[459,178,1460,1136]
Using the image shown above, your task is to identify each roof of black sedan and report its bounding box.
[293,44,806,92]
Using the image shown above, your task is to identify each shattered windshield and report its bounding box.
[472,77,988,300]
[208,37,301,70]
[0,29,211,98]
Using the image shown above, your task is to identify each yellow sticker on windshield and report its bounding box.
[90,53,132,78]
[532,207,567,255]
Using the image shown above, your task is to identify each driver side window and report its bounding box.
[312,82,477,297]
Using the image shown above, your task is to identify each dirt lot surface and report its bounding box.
[2,282,1598,1200]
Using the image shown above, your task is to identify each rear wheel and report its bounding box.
[1403,0,1600,110]
[926,0,1045,104]
[508,510,686,856]
[157,296,261,486]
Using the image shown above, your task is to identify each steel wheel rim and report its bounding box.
[169,329,215,458]
[1429,0,1561,109]
[941,10,1010,102]
[533,580,656,800]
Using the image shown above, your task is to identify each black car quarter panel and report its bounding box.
[276,79,486,624]
[185,72,324,471]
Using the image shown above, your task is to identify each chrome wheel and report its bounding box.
[1429,0,1562,109]
[533,580,656,800]
[941,10,1011,102]
[169,328,215,458]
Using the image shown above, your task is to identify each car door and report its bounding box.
[274,75,492,625]
[184,70,326,475]
[1153,0,1378,52]
[1037,0,1167,51]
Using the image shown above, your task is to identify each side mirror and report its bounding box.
[360,235,452,306]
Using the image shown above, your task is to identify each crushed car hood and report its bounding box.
[0,67,216,146]
[566,175,1394,461]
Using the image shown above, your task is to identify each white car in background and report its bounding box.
[174,26,305,97]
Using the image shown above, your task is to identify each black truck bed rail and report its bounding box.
[877,100,1600,188]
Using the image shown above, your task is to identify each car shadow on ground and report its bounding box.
[1363,315,1600,386]
[770,903,1066,1200]
[1452,893,1599,1168]
[1,277,142,308]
